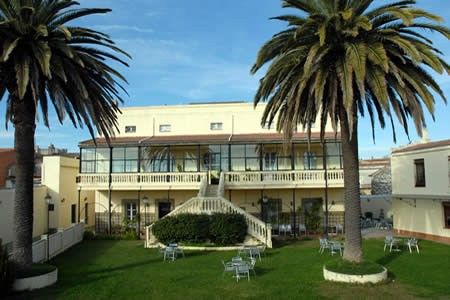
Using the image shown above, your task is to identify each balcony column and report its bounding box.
[108,146,113,234]
[322,141,329,235]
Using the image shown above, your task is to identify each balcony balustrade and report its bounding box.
[77,169,344,190]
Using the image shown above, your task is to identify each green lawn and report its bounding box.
[12,239,450,300]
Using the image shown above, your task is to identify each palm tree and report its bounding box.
[251,0,449,262]
[0,0,129,270]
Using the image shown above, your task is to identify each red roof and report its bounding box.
[80,132,341,147]
[392,139,450,154]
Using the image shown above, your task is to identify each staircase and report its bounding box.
[205,185,219,197]
[145,175,272,248]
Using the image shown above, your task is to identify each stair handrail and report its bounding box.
[197,176,208,197]
[218,172,225,197]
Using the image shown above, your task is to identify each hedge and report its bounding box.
[152,213,248,246]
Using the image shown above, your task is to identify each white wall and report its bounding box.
[391,146,450,197]
[393,198,450,239]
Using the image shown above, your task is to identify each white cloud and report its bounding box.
[92,25,154,34]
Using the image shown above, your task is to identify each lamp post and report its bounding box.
[142,196,150,226]
[45,193,53,261]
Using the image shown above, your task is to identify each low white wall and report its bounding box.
[32,223,85,263]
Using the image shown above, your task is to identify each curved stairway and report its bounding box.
[145,176,272,248]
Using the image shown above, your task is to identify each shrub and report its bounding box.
[209,213,247,246]
[122,230,139,240]
[0,239,15,297]
[152,213,247,246]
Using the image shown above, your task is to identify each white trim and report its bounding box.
[13,269,58,291]
[323,266,387,284]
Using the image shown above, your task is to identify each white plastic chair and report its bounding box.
[330,241,344,256]
[235,264,250,282]
[319,238,329,254]
[405,238,419,253]
[335,224,344,234]
[298,224,307,235]
[247,257,256,275]
[222,260,235,277]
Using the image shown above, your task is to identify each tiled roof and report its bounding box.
[392,139,450,154]
[79,132,341,147]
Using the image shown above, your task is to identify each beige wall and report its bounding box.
[0,186,48,244]
[42,156,95,228]
[228,188,344,214]
[107,102,334,138]
[393,197,450,239]
[94,188,344,219]
[95,190,197,218]
[392,146,450,196]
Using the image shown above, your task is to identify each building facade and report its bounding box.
[391,140,450,243]
[77,102,345,240]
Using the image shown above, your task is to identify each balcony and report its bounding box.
[77,169,344,190]
[77,172,207,190]
[224,170,344,189]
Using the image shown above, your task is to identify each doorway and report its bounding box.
[158,202,171,219]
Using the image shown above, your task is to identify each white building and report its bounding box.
[391,139,450,243]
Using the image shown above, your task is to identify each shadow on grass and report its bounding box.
[376,250,404,266]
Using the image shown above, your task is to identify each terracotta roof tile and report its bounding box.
[79,132,341,147]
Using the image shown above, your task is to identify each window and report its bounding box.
[71,204,77,224]
[125,126,136,133]
[159,124,171,132]
[414,159,426,187]
[80,148,110,173]
[125,202,138,221]
[443,203,450,229]
[112,147,139,173]
[210,122,223,131]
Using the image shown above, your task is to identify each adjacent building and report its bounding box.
[0,155,94,245]
[77,102,346,244]
[359,158,392,219]
[391,139,450,243]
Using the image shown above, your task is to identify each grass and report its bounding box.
[325,260,384,275]
[10,239,450,300]
[16,264,57,279]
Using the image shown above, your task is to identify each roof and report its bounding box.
[359,158,390,168]
[392,139,450,154]
[79,132,341,147]
[0,148,14,153]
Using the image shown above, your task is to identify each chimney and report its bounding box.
[421,128,430,144]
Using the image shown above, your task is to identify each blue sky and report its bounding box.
[0,0,448,158]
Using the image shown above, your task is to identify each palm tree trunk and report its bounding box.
[12,95,36,271]
[340,110,363,263]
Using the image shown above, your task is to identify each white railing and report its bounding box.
[78,172,207,189]
[77,174,109,187]
[145,196,272,248]
[78,170,343,189]
[32,223,85,263]
[225,170,344,187]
